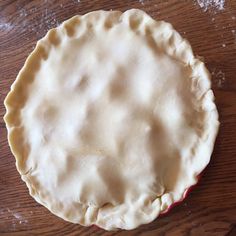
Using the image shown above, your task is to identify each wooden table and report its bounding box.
[1,1,236,235]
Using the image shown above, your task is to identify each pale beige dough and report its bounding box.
[4,9,219,230]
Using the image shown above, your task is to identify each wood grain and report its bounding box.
[0,0,236,235]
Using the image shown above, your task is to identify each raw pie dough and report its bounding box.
[4,9,219,230]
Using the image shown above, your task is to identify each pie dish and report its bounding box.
[4,9,219,230]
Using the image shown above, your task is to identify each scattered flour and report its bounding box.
[197,0,225,12]
[18,6,60,39]
[0,17,14,31]
[0,21,14,31]
[2,2,69,38]
[13,212,22,220]
[139,0,145,5]
[6,208,29,227]
[212,69,226,88]
[19,8,28,17]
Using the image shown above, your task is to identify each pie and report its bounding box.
[4,9,219,230]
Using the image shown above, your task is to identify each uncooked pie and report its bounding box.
[4,9,219,230]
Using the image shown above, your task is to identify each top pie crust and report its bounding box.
[4,9,219,230]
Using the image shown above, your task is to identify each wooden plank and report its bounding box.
[0,0,236,235]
